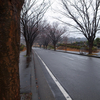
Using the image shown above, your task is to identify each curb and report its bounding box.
[31,52,39,100]
[47,49,100,58]
[57,50,100,58]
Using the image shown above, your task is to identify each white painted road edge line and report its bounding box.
[35,52,72,100]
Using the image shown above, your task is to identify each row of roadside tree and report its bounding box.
[21,0,100,56]
[1,0,100,99]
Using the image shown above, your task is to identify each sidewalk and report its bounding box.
[19,51,38,100]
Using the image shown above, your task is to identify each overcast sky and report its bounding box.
[43,0,86,38]
[43,0,100,38]
[43,0,60,23]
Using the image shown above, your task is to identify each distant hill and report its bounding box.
[68,37,87,43]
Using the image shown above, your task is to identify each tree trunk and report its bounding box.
[43,45,45,49]
[88,42,93,54]
[30,46,32,52]
[39,44,41,48]
[46,46,47,49]
[0,1,23,100]
[26,41,31,56]
[54,44,56,51]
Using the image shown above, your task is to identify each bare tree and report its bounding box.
[37,21,51,49]
[34,35,43,47]
[34,21,50,49]
[47,22,66,51]
[62,36,68,51]
[60,0,100,54]
[20,0,49,56]
[0,1,23,100]
[39,33,50,49]
[43,35,50,49]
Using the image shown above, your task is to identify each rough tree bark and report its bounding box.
[46,45,48,49]
[26,40,31,56]
[54,43,56,51]
[88,42,93,54]
[0,0,23,100]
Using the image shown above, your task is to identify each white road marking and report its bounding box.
[35,52,72,100]
[62,56,74,60]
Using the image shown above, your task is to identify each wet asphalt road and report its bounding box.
[33,48,100,100]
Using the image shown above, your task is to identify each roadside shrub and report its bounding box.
[92,47,97,52]
[85,46,97,52]
[67,45,81,49]
[20,44,25,51]
[48,45,54,49]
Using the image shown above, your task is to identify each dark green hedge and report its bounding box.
[20,44,25,51]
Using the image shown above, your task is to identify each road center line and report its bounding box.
[35,52,72,100]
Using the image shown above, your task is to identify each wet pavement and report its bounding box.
[19,51,38,100]
[19,51,31,93]
[19,49,100,100]
[33,48,100,100]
